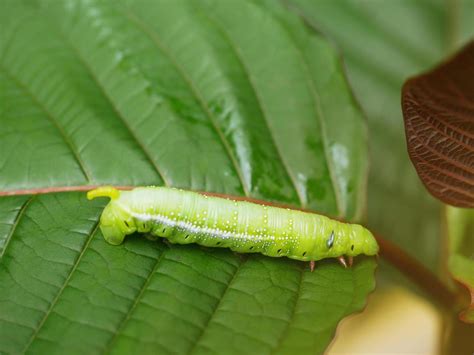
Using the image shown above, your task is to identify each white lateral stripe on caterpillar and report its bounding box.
[129,210,276,242]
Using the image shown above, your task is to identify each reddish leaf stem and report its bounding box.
[374,233,461,309]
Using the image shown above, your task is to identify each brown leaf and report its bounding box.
[402,41,474,208]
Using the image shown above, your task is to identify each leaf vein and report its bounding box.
[102,248,167,353]
[0,66,92,183]
[270,264,305,353]
[123,9,249,196]
[0,195,34,260]
[188,258,246,354]
[195,8,305,206]
[21,220,100,353]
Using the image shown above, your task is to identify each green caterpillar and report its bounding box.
[88,186,378,269]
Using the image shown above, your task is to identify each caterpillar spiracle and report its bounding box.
[87,186,378,269]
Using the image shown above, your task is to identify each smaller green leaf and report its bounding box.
[446,206,474,323]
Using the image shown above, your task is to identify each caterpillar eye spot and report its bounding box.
[124,221,129,227]
[277,249,282,253]
[249,246,254,250]
[185,235,189,239]
[162,228,166,233]
[351,244,354,251]
[302,251,307,256]
[327,231,335,249]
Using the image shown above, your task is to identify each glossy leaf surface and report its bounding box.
[0,0,368,218]
[0,0,374,353]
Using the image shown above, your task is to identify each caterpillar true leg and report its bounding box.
[144,233,159,241]
[160,238,173,248]
[348,256,354,267]
[310,260,316,272]
[337,256,348,268]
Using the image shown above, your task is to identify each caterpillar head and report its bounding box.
[87,187,135,245]
[354,226,379,257]
[365,232,379,256]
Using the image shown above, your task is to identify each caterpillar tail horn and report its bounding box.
[87,186,120,201]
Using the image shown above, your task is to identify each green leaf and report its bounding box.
[0,0,368,217]
[0,0,374,354]
[446,206,474,323]
[285,0,474,271]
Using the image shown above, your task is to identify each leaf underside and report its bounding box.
[0,0,374,354]
[402,41,474,208]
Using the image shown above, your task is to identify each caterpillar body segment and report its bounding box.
[87,186,379,262]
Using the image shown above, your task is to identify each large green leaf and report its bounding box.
[285,0,474,271]
[0,0,374,354]
[0,0,368,217]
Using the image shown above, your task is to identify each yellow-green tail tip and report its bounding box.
[87,186,120,200]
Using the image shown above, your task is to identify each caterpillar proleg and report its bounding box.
[87,187,378,265]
